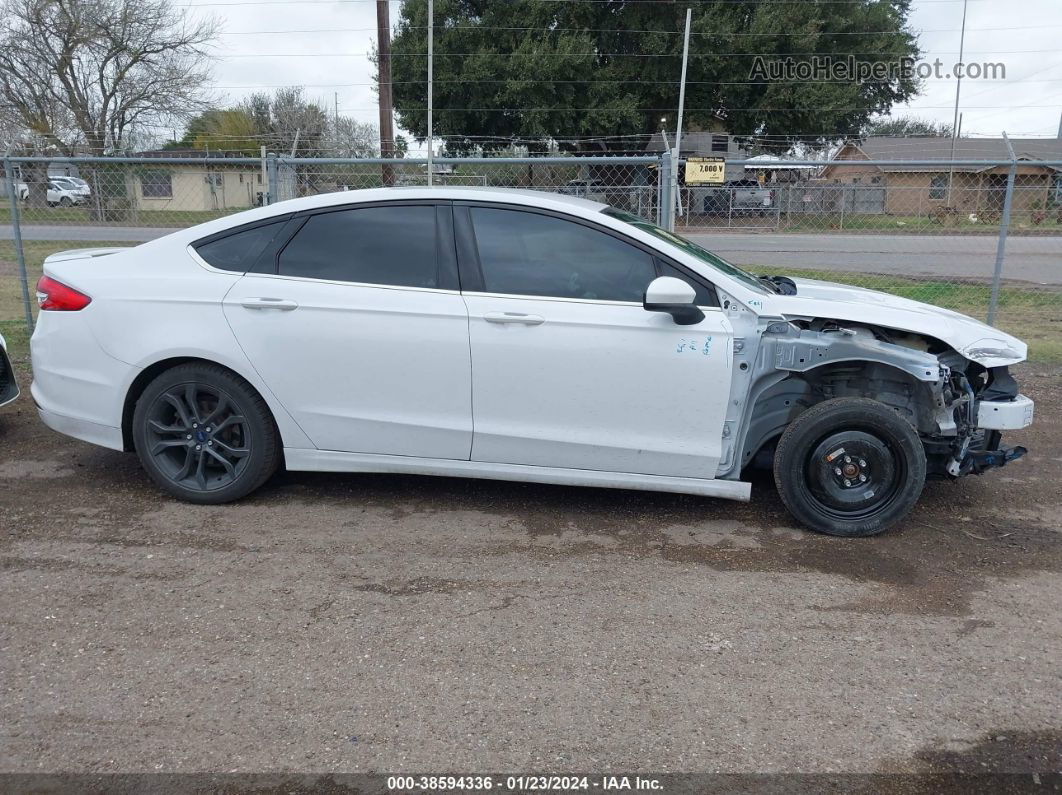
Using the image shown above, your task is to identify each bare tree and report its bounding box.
[329,117,379,158]
[0,0,216,205]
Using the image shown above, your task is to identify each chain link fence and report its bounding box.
[3,152,1060,361]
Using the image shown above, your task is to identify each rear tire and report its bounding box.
[773,397,926,537]
[132,363,280,504]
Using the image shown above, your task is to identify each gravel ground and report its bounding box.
[0,357,1060,778]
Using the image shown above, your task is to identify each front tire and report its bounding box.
[773,397,926,537]
[132,363,280,504]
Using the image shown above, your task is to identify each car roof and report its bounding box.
[169,186,611,244]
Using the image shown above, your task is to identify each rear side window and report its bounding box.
[278,205,440,288]
[194,221,287,272]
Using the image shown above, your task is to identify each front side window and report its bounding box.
[278,205,439,288]
[603,208,770,295]
[470,207,656,302]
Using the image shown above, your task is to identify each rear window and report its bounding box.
[194,221,287,272]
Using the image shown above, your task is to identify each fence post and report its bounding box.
[266,153,279,205]
[988,142,1018,327]
[3,156,34,334]
[659,150,673,231]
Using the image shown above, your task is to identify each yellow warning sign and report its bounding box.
[684,157,726,185]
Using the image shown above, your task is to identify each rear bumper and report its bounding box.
[35,404,123,450]
[30,310,136,450]
[977,394,1034,430]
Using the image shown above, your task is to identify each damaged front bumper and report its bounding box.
[932,371,1034,479]
[976,393,1034,430]
[951,394,1033,475]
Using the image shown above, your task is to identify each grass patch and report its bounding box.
[756,265,1062,363]
[0,205,239,228]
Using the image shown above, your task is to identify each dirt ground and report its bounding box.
[1,355,1060,781]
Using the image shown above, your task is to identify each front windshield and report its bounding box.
[603,207,770,295]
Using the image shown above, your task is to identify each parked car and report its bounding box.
[560,179,610,203]
[702,179,774,215]
[0,332,18,407]
[47,180,86,207]
[50,175,91,198]
[30,189,1032,536]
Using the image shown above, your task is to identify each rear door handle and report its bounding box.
[240,297,298,311]
[484,311,545,326]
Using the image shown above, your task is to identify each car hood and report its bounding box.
[764,277,1026,367]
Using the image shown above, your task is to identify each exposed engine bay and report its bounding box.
[719,312,1030,481]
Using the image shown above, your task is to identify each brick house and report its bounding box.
[820,137,1062,217]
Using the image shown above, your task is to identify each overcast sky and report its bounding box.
[179,0,1062,151]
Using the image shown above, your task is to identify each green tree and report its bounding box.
[862,115,955,137]
[388,0,920,153]
[166,109,260,154]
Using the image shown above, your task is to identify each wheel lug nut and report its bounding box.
[207,441,213,446]
[844,479,852,487]
[186,435,192,440]
[195,445,201,450]
[859,459,867,467]
[859,474,867,482]
[844,455,852,463]
[834,467,842,476]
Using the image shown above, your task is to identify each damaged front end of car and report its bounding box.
[922,357,1030,479]
[723,316,1032,482]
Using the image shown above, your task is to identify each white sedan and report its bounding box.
[30,188,1032,536]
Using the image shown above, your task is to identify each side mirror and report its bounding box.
[643,276,705,326]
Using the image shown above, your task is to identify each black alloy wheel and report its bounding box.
[133,363,280,504]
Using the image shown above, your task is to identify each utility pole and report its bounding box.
[946,0,968,204]
[426,0,434,186]
[669,8,692,228]
[376,0,395,185]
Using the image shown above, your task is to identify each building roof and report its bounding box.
[134,148,248,160]
[829,136,1062,173]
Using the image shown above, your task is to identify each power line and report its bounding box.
[217,49,1056,57]
[334,104,1062,112]
[181,0,989,6]
[220,23,1062,36]
[214,77,1057,89]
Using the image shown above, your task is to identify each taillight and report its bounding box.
[36,276,92,311]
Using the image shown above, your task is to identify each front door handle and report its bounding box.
[484,311,545,326]
[240,297,299,311]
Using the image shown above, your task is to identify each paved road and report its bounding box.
[3,223,1060,284]
[686,232,1062,285]
[2,356,1061,776]
[1,224,175,242]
